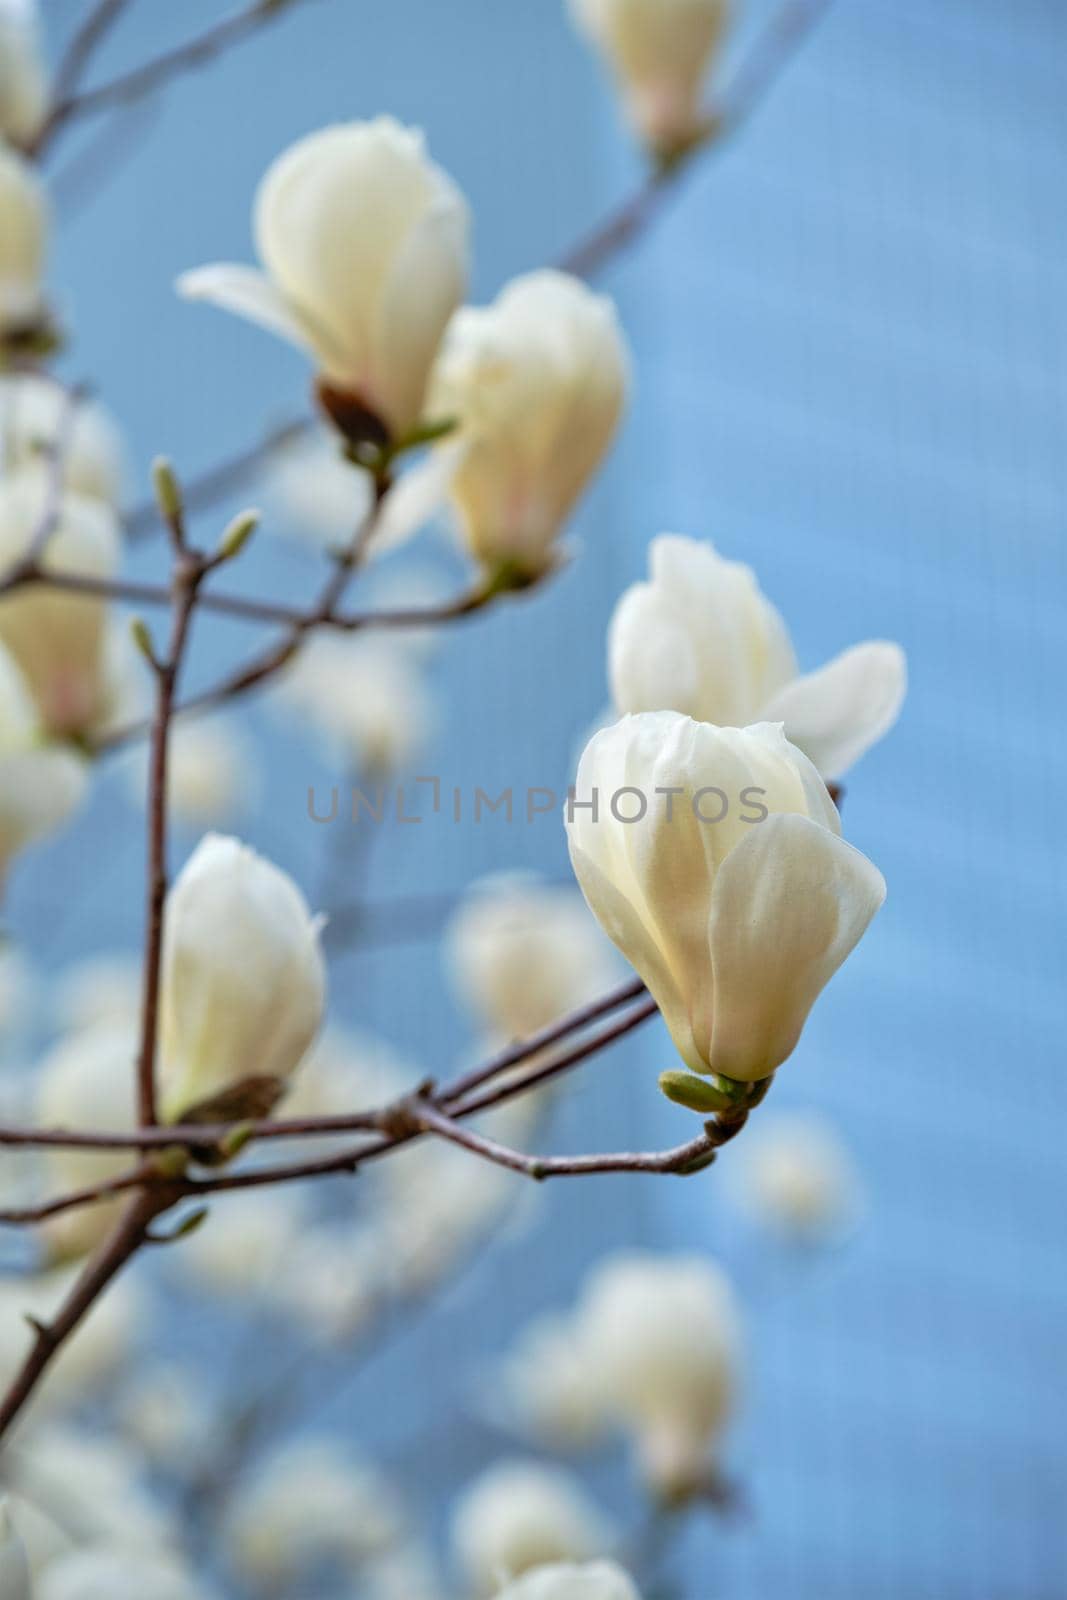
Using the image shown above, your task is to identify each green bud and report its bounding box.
[151,457,183,524]
[129,616,156,665]
[658,1070,738,1114]
[217,509,260,562]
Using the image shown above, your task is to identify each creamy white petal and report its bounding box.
[176,263,321,362]
[761,639,907,779]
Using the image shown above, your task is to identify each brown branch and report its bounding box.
[0,1163,156,1226]
[41,0,134,134]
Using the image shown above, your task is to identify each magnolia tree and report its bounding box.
[0,0,903,1595]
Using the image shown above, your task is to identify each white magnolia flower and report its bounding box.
[0,469,121,738]
[0,2,47,147]
[0,1499,30,1600]
[10,1426,175,1558]
[494,1312,610,1449]
[447,874,619,1041]
[125,719,256,826]
[452,1461,613,1597]
[568,0,730,157]
[225,1439,404,1586]
[567,715,886,1083]
[575,1252,740,1493]
[179,117,469,442]
[38,1548,209,1600]
[429,270,628,579]
[734,1109,863,1241]
[158,833,325,1121]
[0,641,86,886]
[117,1360,216,1474]
[0,375,126,506]
[497,1562,642,1600]
[282,632,432,774]
[610,536,907,780]
[0,139,46,337]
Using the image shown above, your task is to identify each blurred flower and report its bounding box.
[178,117,469,444]
[270,427,375,547]
[38,1548,208,1600]
[0,2,46,147]
[447,874,619,1042]
[0,1270,144,1414]
[0,140,47,340]
[497,1562,642,1600]
[362,1543,447,1600]
[126,720,258,827]
[116,1359,216,1474]
[280,632,433,774]
[429,270,628,581]
[224,1438,404,1587]
[567,0,730,159]
[609,536,907,779]
[55,953,140,1034]
[0,1498,30,1600]
[574,1252,739,1497]
[380,1137,516,1293]
[0,375,126,507]
[158,833,325,1122]
[732,1109,863,1242]
[177,1185,311,1299]
[452,1460,613,1597]
[263,1220,387,1343]
[0,641,86,887]
[493,1312,610,1450]
[568,715,885,1084]
[9,1426,175,1561]
[0,469,121,738]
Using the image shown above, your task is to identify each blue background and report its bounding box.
[12,0,1067,1595]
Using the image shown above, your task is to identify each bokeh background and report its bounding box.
[7,0,1067,1595]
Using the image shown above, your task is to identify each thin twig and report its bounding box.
[123,417,311,541]
[41,0,133,133]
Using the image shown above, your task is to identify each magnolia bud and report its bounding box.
[0,2,46,147]
[0,1499,29,1600]
[429,270,628,580]
[452,1462,613,1597]
[158,834,325,1122]
[0,470,121,737]
[0,374,127,506]
[178,117,469,443]
[609,535,907,779]
[497,1563,642,1600]
[568,0,730,159]
[567,715,885,1083]
[0,140,47,340]
[0,641,86,887]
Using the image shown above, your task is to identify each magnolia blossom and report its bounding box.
[567,715,886,1083]
[447,874,619,1041]
[734,1109,863,1240]
[38,1549,208,1600]
[0,375,126,506]
[116,1360,216,1474]
[0,2,46,146]
[497,1563,642,1600]
[0,1500,30,1600]
[127,719,256,826]
[568,0,730,156]
[0,140,46,337]
[609,536,907,780]
[282,632,432,774]
[575,1252,740,1494]
[179,117,469,441]
[0,470,121,738]
[9,1426,176,1563]
[494,1313,610,1449]
[158,834,325,1122]
[429,270,629,579]
[0,641,87,886]
[452,1461,613,1597]
[178,1186,312,1299]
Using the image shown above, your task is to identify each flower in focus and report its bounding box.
[732,1109,863,1241]
[178,117,469,445]
[0,375,127,507]
[0,1499,30,1600]
[609,535,907,779]
[0,139,47,343]
[568,0,730,159]
[158,833,325,1122]
[0,470,121,738]
[281,632,433,775]
[567,714,886,1085]
[451,1460,614,1597]
[497,1562,642,1600]
[0,2,46,147]
[429,270,628,582]
[447,874,619,1042]
[0,641,86,886]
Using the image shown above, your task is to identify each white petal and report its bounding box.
[375,439,464,554]
[176,264,318,363]
[762,641,907,780]
[706,813,886,1081]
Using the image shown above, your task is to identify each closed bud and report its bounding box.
[430,270,629,580]
[0,140,47,343]
[568,0,730,159]
[178,117,469,444]
[567,715,885,1083]
[0,1,47,147]
[158,833,326,1122]
[0,639,86,888]
[658,1069,737,1114]
[610,535,907,779]
[151,456,183,525]
[217,507,259,561]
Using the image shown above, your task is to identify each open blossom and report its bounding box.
[0,2,47,147]
[0,375,127,507]
[0,1500,29,1600]
[498,1563,642,1600]
[452,1461,613,1597]
[447,874,619,1041]
[429,270,629,580]
[178,117,469,443]
[567,715,885,1083]
[0,139,47,338]
[0,470,121,738]
[0,641,86,886]
[158,834,325,1122]
[610,536,907,780]
[568,0,730,157]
